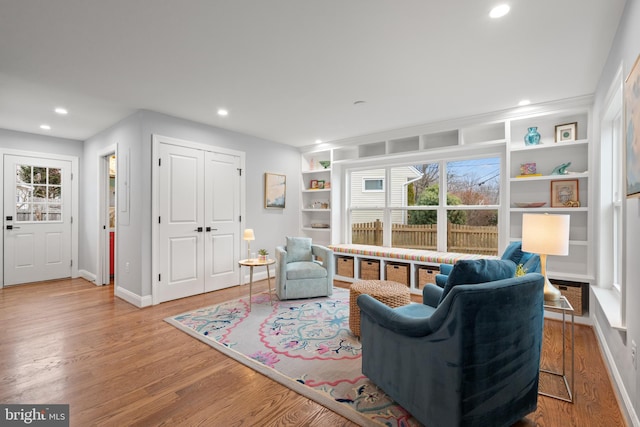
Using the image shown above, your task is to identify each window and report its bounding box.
[348,157,500,254]
[363,178,384,192]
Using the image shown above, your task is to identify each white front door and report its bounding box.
[3,155,72,285]
[157,142,241,302]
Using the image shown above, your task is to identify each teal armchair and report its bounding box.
[358,259,545,427]
[275,237,333,300]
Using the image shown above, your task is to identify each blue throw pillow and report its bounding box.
[439,259,517,304]
[286,236,313,263]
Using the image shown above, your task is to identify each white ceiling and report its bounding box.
[0,0,626,148]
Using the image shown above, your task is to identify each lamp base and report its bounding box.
[543,277,561,301]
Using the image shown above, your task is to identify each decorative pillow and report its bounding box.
[286,236,313,263]
[439,259,517,303]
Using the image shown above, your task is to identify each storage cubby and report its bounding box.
[388,136,420,154]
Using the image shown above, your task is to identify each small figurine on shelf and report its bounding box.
[551,162,571,175]
[258,249,269,262]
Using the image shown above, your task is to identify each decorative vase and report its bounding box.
[524,127,541,145]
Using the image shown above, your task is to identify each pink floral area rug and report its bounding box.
[165,287,420,427]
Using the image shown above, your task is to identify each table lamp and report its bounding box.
[243,228,255,260]
[522,213,570,301]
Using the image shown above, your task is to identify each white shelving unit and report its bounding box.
[507,109,592,285]
[300,151,332,246]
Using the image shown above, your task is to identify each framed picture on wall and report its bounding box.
[264,173,286,208]
[625,54,640,198]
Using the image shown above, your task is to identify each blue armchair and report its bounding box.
[434,241,540,287]
[358,259,544,427]
[275,237,334,300]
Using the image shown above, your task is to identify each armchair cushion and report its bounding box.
[440,259,516,304]
[285,261,328,280]
[286,236,313,262]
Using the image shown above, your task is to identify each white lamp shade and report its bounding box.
[521,213,570,256]
[243,229,255,241]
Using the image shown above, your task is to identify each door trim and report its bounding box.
[1,148,79,288]
[97,145,117,287]
[151,134,246,305]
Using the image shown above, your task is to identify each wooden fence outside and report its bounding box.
[352,220,498,255]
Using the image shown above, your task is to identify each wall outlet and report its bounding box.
[125,262,130,273]
[632,340,637,370]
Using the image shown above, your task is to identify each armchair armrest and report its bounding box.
[275,246,288,285]
[422,284,444,308]
[312,244,334,284]
[439,263,453,276]
[357,294,437,337]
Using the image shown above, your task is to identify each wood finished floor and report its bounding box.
[0,277,626,427]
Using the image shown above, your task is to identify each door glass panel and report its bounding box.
[48,168,61,185]
[15,163,63,222]
[48,204,62,221]
[17,165,32,183]
[48,186,61,201]
[33,185,46,200]
[33,167,46,183]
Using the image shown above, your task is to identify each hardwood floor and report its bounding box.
[0,278,626,426]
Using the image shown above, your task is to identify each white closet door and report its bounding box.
[204,151,241,292]
[157,142,242,302]
[157,143,205,302]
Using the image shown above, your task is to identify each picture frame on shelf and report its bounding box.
[555,122,577,142]
[264,172,286,209]
[550,179,579,207]
[317,180,325,189]
[310,179,318,189]
[625,53,640,198]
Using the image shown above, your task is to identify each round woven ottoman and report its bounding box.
[349,280,411,337]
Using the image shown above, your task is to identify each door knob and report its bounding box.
[194,227,203,232]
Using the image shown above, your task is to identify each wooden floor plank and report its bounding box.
[0,277,627,426]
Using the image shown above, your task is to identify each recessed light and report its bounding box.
[54,107,68,115]
[40,124,51,130]
[518,99,531,106]
[217,109,228,116]
[489,4,510,18]
[315,139,322,144]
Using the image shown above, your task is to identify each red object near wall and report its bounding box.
[109,231,115,276]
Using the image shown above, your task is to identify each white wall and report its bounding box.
[592,0,640,424]
[80,110,301,300]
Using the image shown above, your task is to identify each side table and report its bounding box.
[238,258,276,311]
[541,295,575,403]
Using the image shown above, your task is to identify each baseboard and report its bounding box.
[593,314,640,427]
[115,286,153,308]
[79,269,97,284]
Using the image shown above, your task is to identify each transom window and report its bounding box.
[14,164,63,222]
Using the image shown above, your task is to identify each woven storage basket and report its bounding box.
[554,281,584,316]
[349,280,411,337]
[359,259,380,280]
[336,256,354,278]
[385,262,410,286]
[417,266,440,290]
